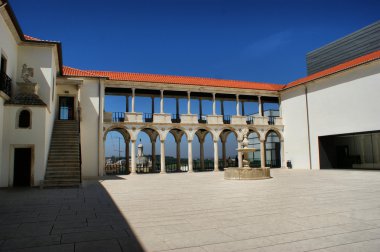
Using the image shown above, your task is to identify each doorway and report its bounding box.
[59,96,75,120]
[13,148,32,186]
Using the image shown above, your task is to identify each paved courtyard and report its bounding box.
[1,169,380,251]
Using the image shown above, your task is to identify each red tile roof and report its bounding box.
[62,66,285,91]
[285,50,380,89]
[24,34,60,43]
[62,50,380,92]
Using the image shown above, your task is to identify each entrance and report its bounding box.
[319,131,380,169]
[14,148,32,186]
[59,96,75,120]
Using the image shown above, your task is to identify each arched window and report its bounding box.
[18,110,31,128]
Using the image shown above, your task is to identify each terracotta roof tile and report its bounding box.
[24,34,60,43]
[62,66,284,91]
[285,50,380,89]
[62,66,106,78]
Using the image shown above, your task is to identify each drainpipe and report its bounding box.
[304,85,312,170]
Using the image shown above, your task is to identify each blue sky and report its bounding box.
[10,0,380,158]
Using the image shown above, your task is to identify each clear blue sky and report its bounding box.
[12,0,380,84]
[10,0,380,159]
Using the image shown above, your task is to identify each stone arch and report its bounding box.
[264,130,282,168]
[247,128,262,168]
[103,126,131,175]
[247,126,262,140]
[193,127,215,172]
[264,127,284,141]
[166,127,189,173]
[219,127,239,169]
[135,126,162,173]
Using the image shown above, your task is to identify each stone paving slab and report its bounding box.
[1,169,380,251]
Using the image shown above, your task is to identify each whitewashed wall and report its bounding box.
[0,96,4,183]
[17,46,54,107]
[282,60,380,169]
[281,87,310,169]
[0,11,18,81]
[1,106,48,186]
[79,79,100,177]
[307,60,380,169]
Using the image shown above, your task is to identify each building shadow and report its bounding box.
[0,180,145,251]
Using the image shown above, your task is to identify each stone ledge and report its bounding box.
[224,167,271,180]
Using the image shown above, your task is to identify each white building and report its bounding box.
[0,0,379,187]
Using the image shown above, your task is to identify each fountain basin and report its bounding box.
[224,167,271,180]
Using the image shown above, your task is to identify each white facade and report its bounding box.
[282,60,380,169]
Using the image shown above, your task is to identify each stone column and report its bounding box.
[131,88,135,113]
[258,96,262,116]
[212,93,216,115]
[176,139,181,171]
[260,140,265,168]
[236,94,240,116]
[221,100,225,116]
[281,140,285,168]
[214,140,219,171]
[160,140,166,173]
[160,90,164,113]
[151,140,156,171]
[188,140,193,172]
[200,139,205,169]
[278,96,282,117]
[125,139,130,173]
[222,139,227,168]
[187,91,191,114]
[238,140,243,168]
[131,140,136,174]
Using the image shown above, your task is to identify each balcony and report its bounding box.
[223,115,231,124]
[171,113,181,123]
[144,113,153,123]
[0,72,12,97]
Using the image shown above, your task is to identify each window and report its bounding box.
[19,110,31,128]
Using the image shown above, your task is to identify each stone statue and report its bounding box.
[21,64,34,83]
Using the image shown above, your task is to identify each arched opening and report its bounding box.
[18,109,31,128]
[265,130,281,168]
[219,129,238,170]
[193,129,214,172]
[136,128,161,173]
[165,129,188,172]
[104,128,130,175]
[247,130,261,167]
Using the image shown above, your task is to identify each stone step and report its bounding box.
[42,181,81,188]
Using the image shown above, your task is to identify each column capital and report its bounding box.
[160,89,164,94]
[187,139,193,143]
[131,139,136,143]
[160,139,165,143]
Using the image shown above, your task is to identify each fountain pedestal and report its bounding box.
[224,135,271,180]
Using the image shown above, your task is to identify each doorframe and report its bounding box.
[9,145,35,187]
[56,94,77,120]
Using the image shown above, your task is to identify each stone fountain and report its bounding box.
[224,135,271,180]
